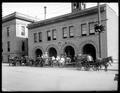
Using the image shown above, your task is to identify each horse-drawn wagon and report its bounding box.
[75,54,113,71]
[8,53,113,71]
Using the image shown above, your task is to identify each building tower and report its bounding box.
[71,2,86,13]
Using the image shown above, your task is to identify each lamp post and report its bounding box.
[94,3,105,58]
[97,3,101,58]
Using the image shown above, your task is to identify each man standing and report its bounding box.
[87,55,93,62]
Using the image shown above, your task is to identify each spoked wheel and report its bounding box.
[92,66,98,71]
[12,62,15,66]
[78,66,82,70]
[84,66,90,71]
[9,62,12,66]
[16,61,20,66]
[76,63,82,70]
[53,61,57,67]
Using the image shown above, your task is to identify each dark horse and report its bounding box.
[34,56,44,67]
[95,56,113,71]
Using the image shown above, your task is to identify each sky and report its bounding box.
[2,3,118,21]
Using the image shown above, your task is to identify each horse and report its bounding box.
[64,56,71,64]
[58,56,65,67]
[106,56,113,65]
[42,57,50,66]
[47,57,53,66]
[51,56,58,67]
[9,57,15,66]
[34,56,43,67]
[52,59,58,67]
[95,56,113,71]
[12,56,21,66]
[28,57,35,66]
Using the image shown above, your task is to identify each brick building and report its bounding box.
[27,3,118,61]
[2,12,39,62]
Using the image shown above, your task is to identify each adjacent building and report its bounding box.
[2,12,39,62]
[27,3,118,61]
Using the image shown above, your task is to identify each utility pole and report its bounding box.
[44,6,47,20]
[97,3,101,58]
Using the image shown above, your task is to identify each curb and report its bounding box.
[2,63,118,71]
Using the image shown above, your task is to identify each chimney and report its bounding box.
[44,6,47,20]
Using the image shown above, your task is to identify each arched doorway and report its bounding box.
[48,47,57,58]
[82,44,96,60]
[35,49,43,58]
[64,46,75,62]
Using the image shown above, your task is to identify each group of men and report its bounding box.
[38,52,94,64]
[38,52,65,64]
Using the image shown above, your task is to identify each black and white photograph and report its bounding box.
[2,2,118,91]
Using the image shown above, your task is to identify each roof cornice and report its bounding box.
[27,4,106,29]
[2,12,39,23]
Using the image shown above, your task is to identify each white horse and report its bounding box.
[41,52,49,66]
[58,56,65,67]
[51,56,57,66]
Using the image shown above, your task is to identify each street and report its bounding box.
[2,63,118,91]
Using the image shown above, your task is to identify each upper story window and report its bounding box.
[38,32,42,42]
[7,27,10,37]
[47,30,51,41]
[69,26,74,38]
[63,27,67,39]
[89,22,95,35]
[81,23,87,36]
[7,41,10,52]
[34,33,37,43]
[52,29,57,40]
[21,26,25,36]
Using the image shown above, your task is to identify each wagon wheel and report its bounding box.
[78,64,82,70]
[16,61,20,66]
[84,66,90,71]
[9,61,11,66]
[92,66,97,71]
[9,61,12,66]
[12,61,15,66]
[84,64,90,71]
[76,62,81,70]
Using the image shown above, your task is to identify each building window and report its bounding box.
[21,26,25,36]
[52,29,57,40]
[89,22,95,35]
[38,32,42,42]
[7,41,10,52]
[63,27,67,38]
[34,33,37,43]
[81,24,87,36]
[47,30,51,41]
[69,26,74,38]
[22,41,25,51]
[7,27,10,37]
[73,2,79,9]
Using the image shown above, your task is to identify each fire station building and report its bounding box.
[27,3,118,61]
[2,3,118,63]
